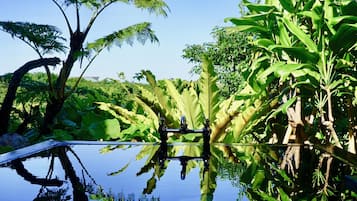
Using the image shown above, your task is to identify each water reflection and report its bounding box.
[0,142,357,200]
[7,146,88,201]
[158,141,210,180]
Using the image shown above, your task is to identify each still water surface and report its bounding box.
[0,142,355,200]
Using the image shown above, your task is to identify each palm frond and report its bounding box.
[0,21,66,55]
[86,22,158,52]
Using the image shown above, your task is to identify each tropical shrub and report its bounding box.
[95,57,276,143]
[0,72,131,141]
[226,0,357,148]
[49,77,133,141]
[224,0,357,198]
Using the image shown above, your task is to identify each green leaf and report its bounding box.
[270,46,319,63]
[291,68,320,82]
[232,104,259,142]
[298,10,322,30]
[0,21,66,55]
[136,145,159,161]
[142,71,173,118]
[254,190,276,201]
[143,177,157,194]
[329,79,343,90]
[182,88,203,129]
[164,79,185,115]
[278,188,291,201]
[329,16,357,26]
[330,23,357,54]
[269,162,293,183]
[241,161,257,184]
[88,118,121,140]
[107,162,130,176]
[257,62,310,84]
[225,13,271,23]
[255,38,275,49]
[132,0,170,17]
[245,2,276,12]
[277,20,291,47]
[282,18,318,52]
[226,17,269,34]
[198,57,220,123]
[226,25,269,35]
[268,97,296,120]
[252,169,265,188]
[279,0,295,13]
[86,22,158,53]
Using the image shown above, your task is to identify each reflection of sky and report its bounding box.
[0,144,248,200]
[0,157,67,201]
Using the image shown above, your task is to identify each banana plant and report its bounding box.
[226,0,357,149]
[226,0,357,196]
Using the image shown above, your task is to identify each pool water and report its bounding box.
[0,141,247,201]
[0,141,356,201]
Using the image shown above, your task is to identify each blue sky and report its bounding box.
[0,0,241,80]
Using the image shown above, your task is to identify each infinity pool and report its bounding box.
[0,140,356,200]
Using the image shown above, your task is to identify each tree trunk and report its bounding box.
[40,96,65,135]
[40,30,85,135]
[0,58,60,135]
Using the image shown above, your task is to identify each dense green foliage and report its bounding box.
[182,27,254,97]
[226,0,357,148]
[0,73,130,141]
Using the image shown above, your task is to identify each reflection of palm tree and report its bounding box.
[11,159,64,186]
[11,156,69,201]
[9,146,91,201]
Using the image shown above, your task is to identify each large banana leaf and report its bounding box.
[164,79,185,117]
[182,88,204,129]
[211,96,244,142]
[277,20,291,47]
[278,0,295,13]
[137,72,179,127]
[257,62,313,85]
[330,23,357,54]
[282,18,318,52]
[226,18,270,34]
[133,96,159,128]
[198,57,220,124]
[270,46,319,63]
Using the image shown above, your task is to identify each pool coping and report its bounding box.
[0,140,160,165]
[0,139,65,165]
